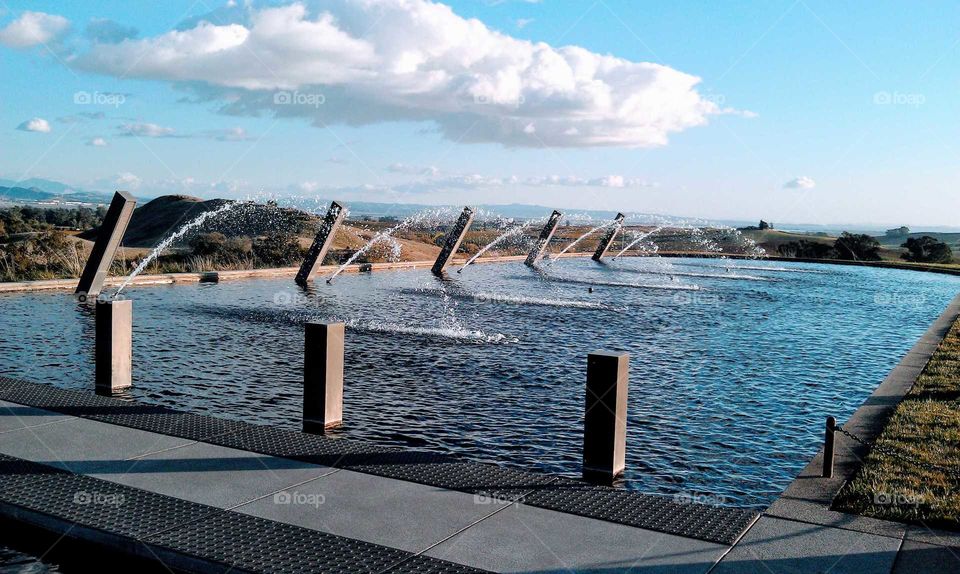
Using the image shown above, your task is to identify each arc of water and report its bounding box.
[326,222,412,283]
[112,201,242,297]
[547,220,617,263]
[458,219,540,272]
[612,226,663,260]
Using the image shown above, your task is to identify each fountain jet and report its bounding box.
[296,201,347,286]
[76,191,137,302]
[432,207,475,275]
[592,213,625,261]
[525,210,563,267]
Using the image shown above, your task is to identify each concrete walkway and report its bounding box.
[0,383,958,572]
[0,397,728,573]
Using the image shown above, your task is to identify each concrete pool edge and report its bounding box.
[3,251,960,294]
[765,291,960,543]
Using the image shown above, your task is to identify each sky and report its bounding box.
[1,0,959,228]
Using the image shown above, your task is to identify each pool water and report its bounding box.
[1,257,956,509]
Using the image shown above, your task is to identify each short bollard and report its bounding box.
[95,299,133,395]
[823,416,836,478]
[303,322,344,433]
[583,351,629,485]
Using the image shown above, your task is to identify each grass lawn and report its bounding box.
[833,319,960,530]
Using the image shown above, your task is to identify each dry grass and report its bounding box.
[833,320,960,530]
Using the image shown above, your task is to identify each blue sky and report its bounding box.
[1,0,959,227]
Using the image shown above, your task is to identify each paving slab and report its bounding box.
[0,416,195,473]
[87,440,339,509]
[424,502,727,573]
[713,516,901,574]
[893,540,960,573]
[235,467,509,554]
[0,400,72,434]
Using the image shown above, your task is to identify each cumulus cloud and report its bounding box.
[87,137,108,147]
[118,122,177,138]
[72,0,744,148]
[784,176,816,189]
[16,117,51,133]
[0,11,69,48]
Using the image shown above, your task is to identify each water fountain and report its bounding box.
[112,201,243,297]
[325,207,451,283]
[458,216,544,273]
[525,210,563,266]
[296,201,347,286]
[549,219,618,262]
[612,227,663,260]
[76,191,137,301]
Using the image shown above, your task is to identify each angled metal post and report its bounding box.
[296,201,347,286]
[432,207,475,275]
[592,212,625,261]
[525,210,563,266]
[76,191,137,301]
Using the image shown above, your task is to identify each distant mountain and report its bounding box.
[0,178,126,206]
[0,186,54,202]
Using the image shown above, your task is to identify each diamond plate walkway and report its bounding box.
[0,376,759,573]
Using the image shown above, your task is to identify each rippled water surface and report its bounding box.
[1,257,957,509]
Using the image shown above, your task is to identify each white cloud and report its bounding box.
[516,18,534,29]
[74,1,746,148]
[115,172,141,190]
[784,176,816,189]
[118,122,177,138]
[206,126,250,141]
[386,163,440,176]
[16,117,51,133]
[87,137,108,147]
[0,11,69,48]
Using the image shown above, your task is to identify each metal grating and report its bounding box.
[347,452,559,502]
[0,453,68,492]
[385,556,489,574]
[521,483,759,546]
[0,382,131,417]
[0,472,217,540]
[145,506,411,574]
[90,408,249,441]
[207,423,396,466]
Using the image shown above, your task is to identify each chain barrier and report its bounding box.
[835,423,960,480]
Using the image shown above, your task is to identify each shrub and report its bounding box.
[902,236,953,264]
[834,232,881,261]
